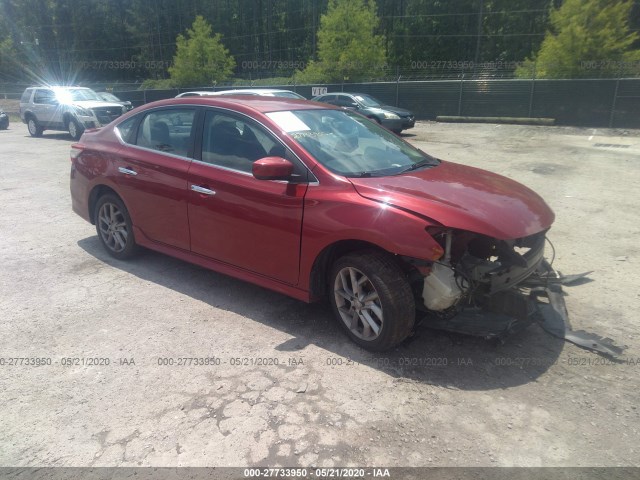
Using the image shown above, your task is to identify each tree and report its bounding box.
[516,0,640,78]
[168,15,235,87]
[0,38,22,82]
[297,0,387,83]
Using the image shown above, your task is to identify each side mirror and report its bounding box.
[252,157,294,181]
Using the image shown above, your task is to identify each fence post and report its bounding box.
[609,77,620,128]
[457,74,464,116]
[528,63,536,118]
[396,67,400,107]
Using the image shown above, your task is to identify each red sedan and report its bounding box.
[70,97,554,350]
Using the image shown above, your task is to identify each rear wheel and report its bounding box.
[27,117,43,137]
[67,117,84,140]
[329,251,415,351]
[94,194,138,260]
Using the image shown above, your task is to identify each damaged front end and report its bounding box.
[418,228,548,326]
[410,228,621,357]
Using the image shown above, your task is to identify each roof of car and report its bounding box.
[176,88,302,98]
[31,86,91,90]
[145,96,331,114]
[175,91,216,97]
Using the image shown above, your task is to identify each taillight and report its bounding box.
[70,144,83,162]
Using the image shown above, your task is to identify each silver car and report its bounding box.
[176,88,306,99]
[20,86,126,140]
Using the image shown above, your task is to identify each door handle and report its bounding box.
[118,167,137,176]
[190,184,216,196]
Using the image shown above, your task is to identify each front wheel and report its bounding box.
[67,117,84,140]
[94,194,138,260]
[329,251,415,351]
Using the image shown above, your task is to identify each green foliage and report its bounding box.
[168,15,235,87]
[139,78,177,90]
[516,0,640,78]
[297,0,387,83]
[0,38,22,82]
[231,77,295,86]
[3,0,640,83]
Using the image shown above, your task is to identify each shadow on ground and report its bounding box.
[25,132,75,141]
[78,236,566,391]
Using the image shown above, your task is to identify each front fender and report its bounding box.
[298,188,443,292]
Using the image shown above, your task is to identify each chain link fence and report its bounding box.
[2,63,639,128]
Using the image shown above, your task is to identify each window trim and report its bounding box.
[114,105,199,162]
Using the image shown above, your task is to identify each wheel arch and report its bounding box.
[308,239,419,300]
[88,184,122,225]
[62,111,76,126]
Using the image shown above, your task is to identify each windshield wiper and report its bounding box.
[396,159,437,174]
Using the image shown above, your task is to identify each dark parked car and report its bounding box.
[0,107,8,130]
[70,96,555,351]
[311,92,414,133]
[97,92,133,111]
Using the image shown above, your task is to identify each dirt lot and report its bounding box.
[0,119,639,468]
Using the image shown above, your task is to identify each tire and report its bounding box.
[67,117,84,140]
[27,116,43,137]
[329,251,415,351]
[94,194,138,260]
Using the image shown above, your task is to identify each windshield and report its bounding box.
[55,88,102,103]
[98,92,119,102]
[267,109,438,177]
[353,94,382,108]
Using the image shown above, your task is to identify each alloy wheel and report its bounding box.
[28,119,38,135]
[333,267,384,341]
[97,202,129,253]
[68,120,78,139]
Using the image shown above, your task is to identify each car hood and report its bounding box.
[71,101,123,109]
[381,105,413,117]
[349,160,555,240]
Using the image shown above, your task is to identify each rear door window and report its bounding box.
[33,89,56,104]
[134,108,196,157]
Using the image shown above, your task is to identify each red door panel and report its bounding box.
[113,148,192,251]
[188,163,307,285]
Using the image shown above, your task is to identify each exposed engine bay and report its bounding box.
[410,229,623,358]
[421,228,548,311]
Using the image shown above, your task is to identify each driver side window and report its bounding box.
[334,96,356,107]
[201,111,282,173]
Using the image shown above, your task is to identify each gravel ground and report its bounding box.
[0,119,639,468]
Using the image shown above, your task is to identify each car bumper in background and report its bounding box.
[380,118,404,131]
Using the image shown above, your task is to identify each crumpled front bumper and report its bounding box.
[422,260,624,359]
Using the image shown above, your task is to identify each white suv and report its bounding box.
[20,86,126,140]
